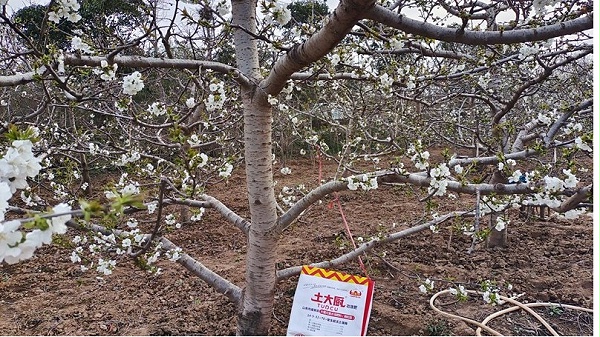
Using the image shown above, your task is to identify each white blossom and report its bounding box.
[185,97,196,108]
[0,220,23,263]
[543,176,564,193]
[508,170,523,183]
[147,102,167,116]
[519,45,539,59]
[574,137,592,152]
[272,4,291,25]
[0,140,42,194]
[219,163,233,178]
[562,169,578,188]
[419,278,434,294]
[379,73,393,88]
[71,36,92,53]
[120,183,140,196]
[537,113,552,125]
[495,216,508,231]
[559,208,587,220]
[122,72,144,96]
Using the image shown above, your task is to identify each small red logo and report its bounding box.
[349,290,362,297]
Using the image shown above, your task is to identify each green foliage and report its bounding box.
[473,227,491,241]
[4,125,39,142]
[333,233,348,250]
[12,0,147,51]
[23,214,49,231]
[286,0,329,27]
[547,305,564,316]
[79,199,105,222]
[425,319,450,336]
[110,193,147,215]
[13,5,73,50]
[51,234,74,248]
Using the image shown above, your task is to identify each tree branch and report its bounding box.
[64,54,251,86]
[260,0,376,96]
[66,219,242,305]
[276,210,474,280]
[165,196,251,235]
[364,6,592,45]
[276,180,348,233]
[555,184,592,213]
[447,149,538,168]
[543,98,593,147]
[492,49,592,125]
[159,236,242,305]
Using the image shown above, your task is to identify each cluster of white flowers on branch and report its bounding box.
[346,174,378,191]
[261,0,292,26]
[48,0,81,23]
[0,131,74,264]
[122,71,145,96]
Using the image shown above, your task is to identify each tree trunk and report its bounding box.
[486,170,507,248]
[236,96,280,335]
[80,153,92,196]
[232,0,280,334]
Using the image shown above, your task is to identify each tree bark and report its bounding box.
[364,6,592,45]
[231,0,280,334]
[486,171,508,248]
[236,94,280,336]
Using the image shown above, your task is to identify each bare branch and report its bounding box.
[378,170,535,195]
[165,196,251,235]
[276,210,474,280]
[364,6,592,45]
[555,184,592,213]
[276,180,348,233]
[543,98,593,146]
[447,149,538,168]
[159,236,242,305]
[64,54,251,86]
[0,72,37,86]
[492,49,592,125]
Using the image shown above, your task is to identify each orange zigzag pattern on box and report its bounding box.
[301,265,369,285]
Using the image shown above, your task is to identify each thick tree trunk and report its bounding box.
[236,96,280,335]
[231,0,280,334]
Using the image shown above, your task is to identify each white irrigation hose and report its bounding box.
[429,289,594,336]
[429,290,503,336]
[476,301,594,336]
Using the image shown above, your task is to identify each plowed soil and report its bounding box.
[0,156,594,336]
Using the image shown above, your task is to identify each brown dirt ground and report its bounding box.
[0,156,594,336]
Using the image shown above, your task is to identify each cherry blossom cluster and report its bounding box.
[1,136,74,264]
[48,0,82,23]
[407,140,430,171]
[346,174,378,191]
[93,60,118,81]
[205,81,227,112]
[419,277,514,307]
[277,184,308,209]
[122,71,145,96]
[428,163,451,197]
[260,0,292,26]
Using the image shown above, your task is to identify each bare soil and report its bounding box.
[0,156,594,336]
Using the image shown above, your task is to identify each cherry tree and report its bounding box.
[0,0,593,335]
